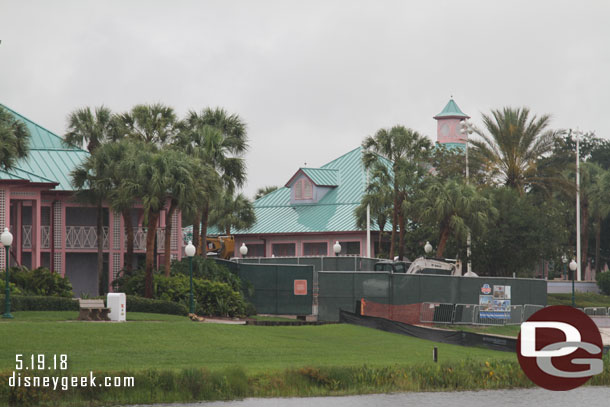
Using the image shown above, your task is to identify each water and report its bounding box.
[134,386,610,407]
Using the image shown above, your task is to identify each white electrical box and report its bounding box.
[107,293,126,322]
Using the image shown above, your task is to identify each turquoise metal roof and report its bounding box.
[433,99,469,119]
[0,104,89,191]
[233,147,392,234]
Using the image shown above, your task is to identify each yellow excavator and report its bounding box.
[205,235,235,259]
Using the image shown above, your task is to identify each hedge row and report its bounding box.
[0,295,187,316]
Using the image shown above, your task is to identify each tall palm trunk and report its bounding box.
[97,202,105,296]
[200,201,210,259]
[192,213,201,255]
[122,208,134,272]
[436,222,450,257]
[595,215,601,275]
[378,219,386,255]
[581,201,589,276]
[164,200,178,277]
[397,210,405,260]
[144,212,160,298]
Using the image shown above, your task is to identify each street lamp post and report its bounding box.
[240,243,248,259]
[185,241,196,315]
[460,120,474,274]
[573,128,583,282]
[2,228,14,319]
[569,259,577,307]
[333,241,341,257]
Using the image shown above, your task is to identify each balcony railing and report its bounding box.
[20,225,50,249]
[129,227,170,252]
[65,226,109,250]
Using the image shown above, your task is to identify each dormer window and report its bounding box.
[295,178,313,200]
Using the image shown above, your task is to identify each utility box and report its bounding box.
[107,293,126,322]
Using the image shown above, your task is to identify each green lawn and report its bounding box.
[548,292,610,308]
[0,312,513,374]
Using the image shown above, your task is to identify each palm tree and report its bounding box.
[65,106,116,152]
[469,107,561,193]
[417,179,497,258]
[362,125,431,260]
[0,106,30,170]
[117,104,180,146]
[208,192,256,236]
[162,150,220,276]
[71,150,114,295]
[178,108,248,257]
[254,186,278,200]
[355,166,393,255]
[66,106,116,295]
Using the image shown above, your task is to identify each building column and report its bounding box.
[15,201,22,266]
[53,200,63,275]
[31,196,42,268]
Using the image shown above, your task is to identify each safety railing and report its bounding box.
[420,302,543,326]
[584,307,608,316]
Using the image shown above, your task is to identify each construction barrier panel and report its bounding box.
[318,271,547,321]
[214,258,313,315]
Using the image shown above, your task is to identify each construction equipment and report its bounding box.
[374,256,467,276]
[205,235,235,259]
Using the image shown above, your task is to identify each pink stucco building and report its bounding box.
[0,105,183,296]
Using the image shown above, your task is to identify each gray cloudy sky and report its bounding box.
[1,1,609,198]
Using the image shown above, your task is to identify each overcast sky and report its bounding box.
[1,1,609,198]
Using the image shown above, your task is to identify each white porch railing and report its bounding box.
[65,226,109,249]
[41,226,50,249]
[22,225,32,249]
[128,227,169,252]
[21,226,51,249]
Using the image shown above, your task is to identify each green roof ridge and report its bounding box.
[433,98,469,119]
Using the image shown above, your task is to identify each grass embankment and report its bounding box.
[548,292,610,308]
[0,312,508,373]
[0,310,607,406]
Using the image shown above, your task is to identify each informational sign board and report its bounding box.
[479,284,511,320]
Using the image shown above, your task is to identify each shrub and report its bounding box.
[0,280,23,296]
[1,266,73,297]
[170,257,243,292]
[0,295,78,312]
[126,296,188,316]
[114,271,253,317]
[596,271,610,295]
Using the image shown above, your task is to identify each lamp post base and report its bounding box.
[2,313,13,319]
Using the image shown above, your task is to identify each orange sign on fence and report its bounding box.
[294,280,307,295]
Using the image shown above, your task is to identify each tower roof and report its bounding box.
[433,98,470,119]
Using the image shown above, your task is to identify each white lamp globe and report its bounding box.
[333,241,342,255]
[424,241,432,254]
[1,228,13,247]
[240,243,248,256]
[185,241,196,257]
[569,259,577,272]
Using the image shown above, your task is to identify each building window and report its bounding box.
[339,241,361,256]
[294,179,313,200]
[245,243,265,257]
[272,243,296,257]
[303,242,327,256]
